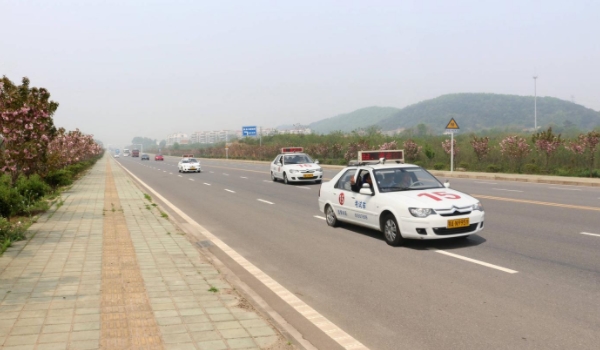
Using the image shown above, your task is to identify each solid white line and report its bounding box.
[116,162,368,350]
[549,187,581,191]
[433,249,518,274]
[189,179,194,181]
[580,232,600,237]
[475,181,497,185]
[257,199,274,205]
[314,216,326,220]
[225,189,235,193]
[203,183,211,186]
[493,188,523,193]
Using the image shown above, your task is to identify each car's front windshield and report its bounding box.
[374,167,444,192]
[189,158,198,163]
[181,160,189,164]
[284,154,313,164]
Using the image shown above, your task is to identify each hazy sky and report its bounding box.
[2,0,599,147]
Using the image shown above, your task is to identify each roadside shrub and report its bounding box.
[16,174,51,201]
[487,164,501,173]
[0,175,23,218]
[66,163,84,176]
[523,163,540,174]
[433,163,445,170]
[0,217,26,242]
[459,162,469,170]
[44,169,73,188]
[412,161,424,167]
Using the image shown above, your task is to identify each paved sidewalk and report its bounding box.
[0,156,289,350]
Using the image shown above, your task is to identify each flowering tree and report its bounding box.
[499,135,531,172]
[344,140,370,162]
[531,127,562,170]
[0,76,58,180]
[564,131,600,177]
[470,136,490,162]
[441,138,459,157]
[403,139,422,162]
[378,140,398,150]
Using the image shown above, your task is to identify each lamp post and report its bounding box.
[533,75,538,130]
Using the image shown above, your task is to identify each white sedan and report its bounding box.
[270,152,323,184]
[178,158,201,173]
[318,162,484,246]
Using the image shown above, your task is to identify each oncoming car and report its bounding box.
[178,158,201,173]
[155,154,164,161]
[270,147,323,184]
[317,150,484,246]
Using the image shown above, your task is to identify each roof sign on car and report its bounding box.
[358,150,405,163]
[281,147,303,153]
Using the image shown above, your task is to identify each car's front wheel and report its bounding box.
[325,205,339,227]
[283,173,289,184]
[382,214,404,246]
[271,172,277,182]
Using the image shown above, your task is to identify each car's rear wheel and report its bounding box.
[382,214,404,246]
[325,205,339,227]
[283,173,289,184]
[271,172,277,182]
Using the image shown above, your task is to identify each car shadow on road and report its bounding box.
[335,224,486,250]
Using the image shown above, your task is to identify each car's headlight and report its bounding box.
[409,208,436,218]
[316,167,322,172]
[289,169,298,173]
[472,202,483,211]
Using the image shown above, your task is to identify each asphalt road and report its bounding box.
[115,155,600,350]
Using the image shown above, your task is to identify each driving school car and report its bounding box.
[317,150,484,246]
[270,147,324,184]
[178,158,201,173]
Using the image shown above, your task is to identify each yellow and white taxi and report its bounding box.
[270,147,324,184]
[317,150,484,246]
[178,157,201,173]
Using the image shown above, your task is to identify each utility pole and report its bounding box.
[533,75,538,130]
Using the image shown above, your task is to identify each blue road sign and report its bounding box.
[242,126,257,136]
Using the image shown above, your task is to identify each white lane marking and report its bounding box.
[116,162,368,350]
[189,179,194,182]
[263,180,272,183]
[225,189,235,193]
[240,176,248,179]
[203,183,211,186]
[169,173,173,175]
[296,186,310,190]
[580,232,600,237]
[223,173,229,176]
[314,216,326,220]
[549,187,581,191]
[210,171,214,173]
[493,188,523,193]
[163,171,167,172]
[178,175,183,178]
[475,181,497,185]
[257,199,274,205]
[432,249,518,274]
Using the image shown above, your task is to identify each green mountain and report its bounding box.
[376,93,600,132]
[308,106,401,134]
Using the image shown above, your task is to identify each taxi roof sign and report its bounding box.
[445,118,460,130]
[281,147,303,153]
[358,150,404,163]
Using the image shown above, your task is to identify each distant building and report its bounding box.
[166,133,188,146]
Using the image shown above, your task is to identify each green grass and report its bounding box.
[1,239,12,255]
[144,193,152,202]
[160,211,168,219]
[208,286,219,293]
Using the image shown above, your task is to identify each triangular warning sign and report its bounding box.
[445,118,460,130]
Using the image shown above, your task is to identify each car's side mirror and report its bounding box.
[444,181,450,188]
[360,183,374,195]
[315,160,319,164]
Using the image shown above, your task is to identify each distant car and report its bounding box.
[178,158,201,173]
[317,151,484,246]
[270,147,323,184]
[155,154,164,161]
[114,154,120,158]
[141,154,150,160]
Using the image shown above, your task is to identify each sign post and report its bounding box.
[444,118,460,172]
[242,126,257,137]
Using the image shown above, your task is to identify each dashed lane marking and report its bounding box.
[203,183,211,186]
[432,249,518,274]
[241,176,248,179]
[257,199,274,205]
[189,179,195,181]
[475,181,497,184]
[580,232,600,237]
[314,216,326,220]
[225,189,235,193]
[549,187,581,191]
[296,186,310,190]
[493,188,524,192]
[178,175,183,177]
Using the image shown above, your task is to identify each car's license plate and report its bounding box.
[447,218,469,229]
[189,167,196,170]
[303,174,314,178]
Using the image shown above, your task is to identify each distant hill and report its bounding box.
[308,106,401,134]
[376,93,600,132]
